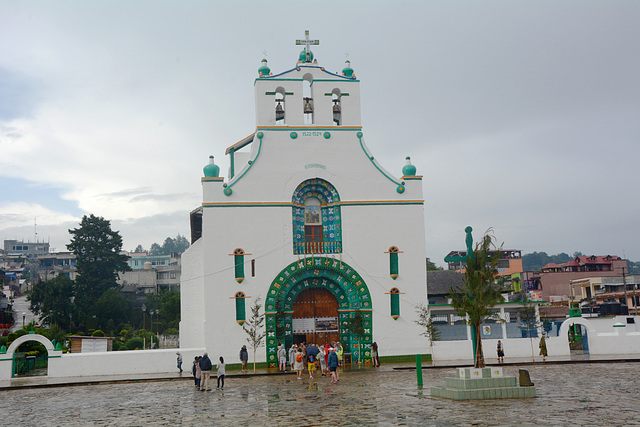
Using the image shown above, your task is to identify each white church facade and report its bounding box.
[180,32,428,367]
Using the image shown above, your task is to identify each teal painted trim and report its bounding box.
[47,355,62,358]
[324,93,350,96]
[224,132,264,196]
[357,133,402,186]
[202,201,423,208]
[229,149,235,179]
[265,91,295,96]
[257,127,360,132]
[256,78,304,82]
[323,132,331,139]
[290,132,298,139]
[254,65,357,84]
[313,79,359,82]
[203,203,291,208]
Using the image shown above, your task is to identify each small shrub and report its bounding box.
[163,328,179,335]
[125,337,143,350]
[92,330,106,337]
[7,332,17,345]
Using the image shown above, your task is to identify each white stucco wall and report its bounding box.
[428,315,640,362]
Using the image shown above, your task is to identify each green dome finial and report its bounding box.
[258,59,271,77]
[203,155,220,178]
[299,49,314,63]
[342,60,354,78]
[402,156,416,176]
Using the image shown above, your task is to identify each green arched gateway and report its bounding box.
[264,257,373,367]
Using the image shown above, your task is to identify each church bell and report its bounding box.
[303,97,313,114]
[275,100,285,121]
[332,101,341,125]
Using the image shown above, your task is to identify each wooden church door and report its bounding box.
[292,288,340,345]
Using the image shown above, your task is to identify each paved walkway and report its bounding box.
[2,352,638,390]
[2,360,639,425]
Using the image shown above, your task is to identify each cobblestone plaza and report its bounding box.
[2,363,639,426]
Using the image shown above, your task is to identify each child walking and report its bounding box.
[216,356,226,390]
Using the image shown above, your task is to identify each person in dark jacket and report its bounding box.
[199,353,213,391]
[328,347,340,384]
[239,345,249,373]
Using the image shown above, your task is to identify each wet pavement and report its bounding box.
[2,362,640,426]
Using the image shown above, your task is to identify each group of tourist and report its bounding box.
[179,339,383,391]
[189,352,226,391]
[282,341,343,383]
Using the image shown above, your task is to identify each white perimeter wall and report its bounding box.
[430,315,640,362]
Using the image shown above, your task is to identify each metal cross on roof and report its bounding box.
[296,30,319,62]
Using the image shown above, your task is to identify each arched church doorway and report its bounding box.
[264,258,373,368]
[292,287,340,346]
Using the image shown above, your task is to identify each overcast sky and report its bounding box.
[1,1,639,266]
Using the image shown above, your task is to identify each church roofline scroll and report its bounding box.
[356,132,406,194]
[256,65,358,83]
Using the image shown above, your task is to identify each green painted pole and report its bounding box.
[415,354,423,388]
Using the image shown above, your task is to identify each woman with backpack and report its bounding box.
[294,347,304,379]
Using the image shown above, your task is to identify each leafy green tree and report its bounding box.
[67,215,130,324]
[134,244,145,253]
[149,243,164,256]
[27,275,74,328]
[148,234,190,255]
[145,289,180,331]
[426,258,443,271]
[94,289,132,329]
[415,304,441,366]
[449,230,505,368]
[242,297,266,373]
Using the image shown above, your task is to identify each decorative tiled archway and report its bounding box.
[292,178,342,254]
[264,257,373,367]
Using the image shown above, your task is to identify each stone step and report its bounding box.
[431,385,536,400]
[446,376,517,390]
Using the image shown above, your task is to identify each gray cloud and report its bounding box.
[1,1,638,266]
